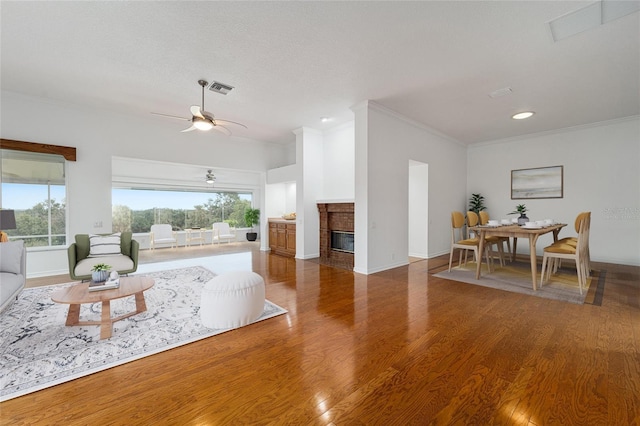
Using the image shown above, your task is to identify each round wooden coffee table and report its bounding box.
[51,276,155,340]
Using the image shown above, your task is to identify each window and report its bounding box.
[112,188,252,233]
[1,149,67,247]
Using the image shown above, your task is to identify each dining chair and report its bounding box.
[556,212,591,276]
[448,211,494,273]
[478,210,512,258]
[467,211,505,267]
[540,213,590,294]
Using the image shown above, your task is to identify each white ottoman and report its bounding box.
[200,271,266,329]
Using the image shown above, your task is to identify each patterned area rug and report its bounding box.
[433,260,600,305]
[0,266,287,402]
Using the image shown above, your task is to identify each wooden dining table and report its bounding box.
[470,223,566,291]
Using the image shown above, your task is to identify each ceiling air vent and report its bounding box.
[489,87,513,99]
[208,81,234,95]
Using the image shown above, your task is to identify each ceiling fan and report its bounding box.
[151,80,247,136]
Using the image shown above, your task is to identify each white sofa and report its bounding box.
[1,240,26,313]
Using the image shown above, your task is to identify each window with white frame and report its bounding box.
[112,188,252,233]
[1,149,67,247]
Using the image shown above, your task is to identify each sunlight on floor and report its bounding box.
[137,252,255,275]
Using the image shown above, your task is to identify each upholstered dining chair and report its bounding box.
[478,210,512,258]
[448,211,494,273]
[467,211,505,267]
[540,212,590,294]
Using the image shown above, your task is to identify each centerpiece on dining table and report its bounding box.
[508,204,529,225]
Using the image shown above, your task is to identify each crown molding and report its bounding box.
[352,100,465,147]
[469,115,640,150]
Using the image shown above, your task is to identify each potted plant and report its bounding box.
[468,193,486,215]
[509,204,529,225]
[91,263,111,283]
[244,207,260,242]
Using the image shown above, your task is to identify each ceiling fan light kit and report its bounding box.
[193,117,214,131]
[152,80,247,136]
[205,170,216,184]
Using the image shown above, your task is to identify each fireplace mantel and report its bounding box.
[316,199,354,204]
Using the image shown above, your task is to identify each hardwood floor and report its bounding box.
[6,246,640,424]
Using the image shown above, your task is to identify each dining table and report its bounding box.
[470,223,566,291]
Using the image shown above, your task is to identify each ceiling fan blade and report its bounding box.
[190,105,204,119]
[215,119,248,129]
[212,124,232,136]
[181,125,198,132]
[150,112,190,121]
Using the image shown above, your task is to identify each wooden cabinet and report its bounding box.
[269,224,278,251]
[269,220,296,257]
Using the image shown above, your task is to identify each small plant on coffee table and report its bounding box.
[91,263,111,283]
[91,263,111,272]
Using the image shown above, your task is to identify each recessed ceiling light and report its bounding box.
[512,111,535,120]
[320,117,330,123]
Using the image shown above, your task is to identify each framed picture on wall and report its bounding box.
[511,165,563,199]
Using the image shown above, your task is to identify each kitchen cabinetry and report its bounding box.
[269,219,296,257]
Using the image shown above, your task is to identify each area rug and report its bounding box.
[0,266,287,402]
[433,261,600,305]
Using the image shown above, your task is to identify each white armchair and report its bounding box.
[150,224,177,249]
[212,222,236,244]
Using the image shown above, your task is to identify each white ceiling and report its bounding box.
[1,1,638,145]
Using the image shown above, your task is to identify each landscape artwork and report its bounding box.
[511,165,563,199]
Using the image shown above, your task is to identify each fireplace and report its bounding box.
[318,202,354,270]
[331,231,354,253]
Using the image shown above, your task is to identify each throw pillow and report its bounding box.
[88,233,122,257]
[0,240,24,274]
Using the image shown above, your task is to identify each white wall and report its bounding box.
[265,182,296,219]
[354,101,467,274]
[1,91,287,276]
[265,164,296,225]
[467,117,640,266]
[321,122,355,200]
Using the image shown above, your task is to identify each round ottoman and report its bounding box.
[200,271,266,329]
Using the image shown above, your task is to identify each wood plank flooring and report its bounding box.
[4,245,640,424]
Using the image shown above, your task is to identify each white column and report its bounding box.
[294,127,323,259]
[351,101,369,274]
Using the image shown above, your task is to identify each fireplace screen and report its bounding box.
[331,231,354,253]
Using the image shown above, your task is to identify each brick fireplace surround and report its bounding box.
[317,202,354,270]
